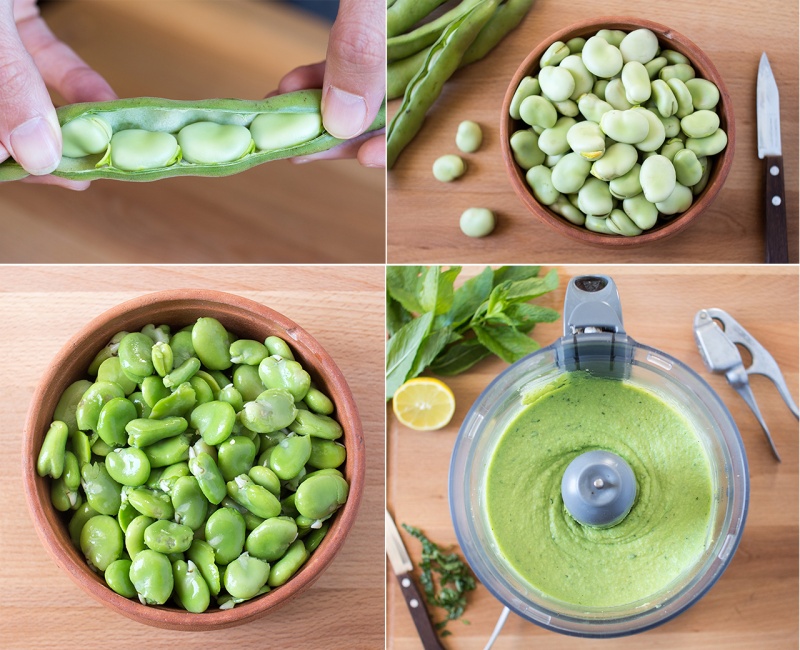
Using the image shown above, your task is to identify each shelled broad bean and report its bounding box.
[0,90,386,183]
[37,318,349,612]
[508,28,727,236]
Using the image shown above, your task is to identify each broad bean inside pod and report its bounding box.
[0,90,386,182]
[36,318,350,612]
[508,27,728,236]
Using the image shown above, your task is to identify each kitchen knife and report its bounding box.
[385,510,445,650]
[757,52,788,263]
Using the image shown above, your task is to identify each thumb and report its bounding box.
[0,8,61,175]
[321,0,385,140]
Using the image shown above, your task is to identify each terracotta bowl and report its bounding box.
[23,289,365,630]
[501,17,735,247]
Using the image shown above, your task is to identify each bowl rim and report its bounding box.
[22,288,365,630]
[500,16,736,247]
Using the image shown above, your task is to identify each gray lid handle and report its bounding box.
[563,275,625,336]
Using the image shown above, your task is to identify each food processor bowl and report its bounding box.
[449,275,748,637]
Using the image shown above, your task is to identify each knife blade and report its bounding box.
[385,510,445,650]
[757,52,787,263]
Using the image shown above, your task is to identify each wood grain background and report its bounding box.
[387,265,799,649]
[0,265,385,649]
[0,0,385,263]
[387,0,799,264]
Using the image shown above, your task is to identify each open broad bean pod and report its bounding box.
[0,90,386,182]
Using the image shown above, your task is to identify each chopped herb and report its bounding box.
[402,524,477,636]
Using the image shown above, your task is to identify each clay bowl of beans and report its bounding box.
[500,17,735,247]
[23,289,364,630]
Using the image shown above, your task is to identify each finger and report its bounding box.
[17,14,116,104]
[0,3,61,175]
[20,174,90,191]
[291,129,379,163]
[322,0,385,139]
[356,134,386,168]
[277,62,325,95]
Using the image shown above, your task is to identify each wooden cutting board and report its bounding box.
[387,265,799,649]
[387,0,799,263]
[0,265,385,649]
[0,0,384,263]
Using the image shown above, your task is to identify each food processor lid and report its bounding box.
[556,275,634,380]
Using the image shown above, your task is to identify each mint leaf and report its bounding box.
[419,266,441,314]
[386,292,412,337]
[502,268,559,302]
[441,266,493,329]
[505,303,560,333]
[386,311,434,399]
[420,266,461,315]
[492,265,541,286]
[386,266,425,314]
[473,324,541,364]
[483,283,510,320]
[430,339,492,375]
[409,328,452,379]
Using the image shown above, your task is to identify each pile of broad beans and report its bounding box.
[509,28,727,236]
[37,317,348,612]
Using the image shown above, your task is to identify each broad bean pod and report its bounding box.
[0,91,385,182]
[387,0,534,100]
[387,0,486,62]
[387,0,499,168]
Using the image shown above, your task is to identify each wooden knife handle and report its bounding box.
[395,572,445,650]
[764,155,788,263]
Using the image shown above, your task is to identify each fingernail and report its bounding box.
[323,86,367,139]
[10,116,60,175]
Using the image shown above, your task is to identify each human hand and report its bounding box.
[0,0,116,189]
[275,0,385,167]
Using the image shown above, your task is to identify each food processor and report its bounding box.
[449,275,749,637]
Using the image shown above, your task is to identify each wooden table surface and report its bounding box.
[0,0,385,263]
[0,265,385,648]
[387,0,799,264]
[387,265,799,649]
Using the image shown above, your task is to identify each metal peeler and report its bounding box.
[694,308,799,462]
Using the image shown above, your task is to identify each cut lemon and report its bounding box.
[392,377,456,431]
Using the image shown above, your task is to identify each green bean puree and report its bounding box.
[485,372,713,607]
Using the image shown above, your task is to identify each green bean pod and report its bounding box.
[387,0,499,168]
[459,0,535,67]
[388,0,534,101]
[388,49,430,101]
[387,0,486,61]
[0,91,386,182]
[387,0,450,38]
